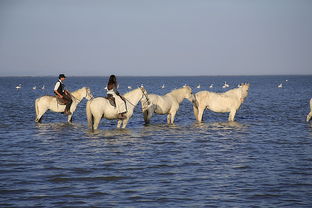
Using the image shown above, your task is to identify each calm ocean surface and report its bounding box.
[1,75,312,207]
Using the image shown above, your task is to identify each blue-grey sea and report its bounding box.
[1,75,312,208]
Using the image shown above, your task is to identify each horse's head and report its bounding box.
[139,86,150,109]
[85,87,94,100]
[182,85,195,103]
[240,83,250,99]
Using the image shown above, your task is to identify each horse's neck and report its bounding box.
[168,90,184,103]
[225,88,242,99]
[71,89,84,102]
[124,89,141,107]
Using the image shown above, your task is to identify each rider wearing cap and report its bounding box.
[54,74,72,115]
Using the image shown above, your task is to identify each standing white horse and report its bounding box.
[141,86,195,124]
[86,87,149,130]
[35,87,93,123]
[193,83,250,122]
[306,98,312,122]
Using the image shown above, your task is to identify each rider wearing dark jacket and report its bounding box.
[54,74,72,115]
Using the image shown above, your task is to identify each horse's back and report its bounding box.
[89,97,109,107]
[196,90,239,112]
[89,97,113,114]
[37,95,55,103]
[149,94,175,114]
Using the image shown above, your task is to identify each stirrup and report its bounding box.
[64,111,72,115]
[118,113,126,119]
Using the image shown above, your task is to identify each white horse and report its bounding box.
[306,98,312,122]
[86,87,149,130]
[141,86,195,124]
[193,83,250,122]
[35,87,93,123]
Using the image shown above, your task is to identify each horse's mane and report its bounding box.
[166,86,191,96]
[223,84,248,98]
[123,87,140,97]
[71,87,87,94]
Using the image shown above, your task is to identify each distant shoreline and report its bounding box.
[0,74,311,78]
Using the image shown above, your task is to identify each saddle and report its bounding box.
[56,96,67,105]
[55,91,72,105]
[106,94,116,107]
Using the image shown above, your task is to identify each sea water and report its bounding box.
[0,75,312,207]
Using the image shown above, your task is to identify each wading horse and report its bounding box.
[306,98,312,122]
[193,83,250,122]
[141,86,195,124]
[35,87,93,123]
[86,87,149,130]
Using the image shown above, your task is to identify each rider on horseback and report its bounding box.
[106,75,127,119]
[54,74,72,115]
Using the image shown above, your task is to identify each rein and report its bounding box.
[123,87,150,108]
[69,92,82,103]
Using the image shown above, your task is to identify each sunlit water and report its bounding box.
[1,76,312,207]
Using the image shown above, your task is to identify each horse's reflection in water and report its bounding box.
[85,128,136,141]
[193,121,245,131]
[35,122,78,132]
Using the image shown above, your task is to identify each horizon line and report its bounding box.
[0,74,312,78]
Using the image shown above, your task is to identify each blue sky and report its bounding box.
[0,0,311,76]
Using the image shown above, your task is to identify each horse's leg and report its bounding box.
[197,106,205,122]
[67,114,73,123]
[168,109,177,124]
[121,119,129,128]
[193,106,199,121]
[35,107,47,123]
[143,110,149,124]
[68,105,77,123]
[144,107,154,124]
[228,110,237,121]
[93,115,101,130]
[117,120,122,128]
[167,114,171,124]
[307,113,311,122]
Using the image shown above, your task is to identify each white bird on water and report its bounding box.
[161,84,165,89]
[41,85,45,90]
[128,86,132,89]
[196,84,201,89]
[278,83,283,88]
[222,82,229,88]
[16,84,22,89]
[209,84,213,89]
[32,86,37,90]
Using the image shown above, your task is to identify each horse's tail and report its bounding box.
[35,98,40,122]
[307,98,312,122]
[86,100,93,129]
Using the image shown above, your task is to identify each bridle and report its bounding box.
[123,87,150,107]
[70,87,92,103]
[140,87,151,106]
